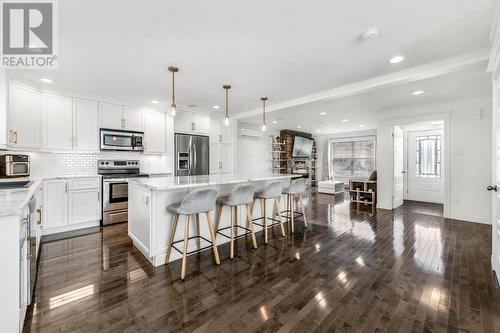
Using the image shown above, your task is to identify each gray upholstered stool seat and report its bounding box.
[251,181,286,244]
[215,183,258,258]
[281,178,308,233]
[165,188,220,280]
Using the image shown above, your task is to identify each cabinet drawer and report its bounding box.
[68,178,100,190]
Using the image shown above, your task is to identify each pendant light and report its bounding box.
[261,97,268,131]
[223,84,231,126]
[168,66,179,117]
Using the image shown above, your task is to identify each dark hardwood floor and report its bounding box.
[24,192,500,332]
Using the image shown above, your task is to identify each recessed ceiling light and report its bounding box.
[316,129,321,133]
[342,119,349,122]
[272,120,277,124]
[389,55,404,64]
[412,90,425,95]
[151,100,159,104]
[40,78,53,83]
[297,126,302,129]
[319,112,327,116]
[359,124,365,128]
[212,105,220,109]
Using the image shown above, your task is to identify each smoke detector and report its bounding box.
[361,28,379,41]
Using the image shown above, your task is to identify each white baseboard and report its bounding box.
[42,221,100,235]
[447,214,492,225]
[492,255,500,287]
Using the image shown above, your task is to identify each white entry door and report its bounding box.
[393,126,404,208]
[407,129,444,203]
[490,79,500,283]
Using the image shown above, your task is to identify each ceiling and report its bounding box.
[12,0,494,116]
[239,62,491,133]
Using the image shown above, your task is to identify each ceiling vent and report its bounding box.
[361,28,379,41]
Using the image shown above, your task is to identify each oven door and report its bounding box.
[102,179,129,225]
[7,162,30,176]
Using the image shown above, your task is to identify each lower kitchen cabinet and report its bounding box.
[43,177,101,235]
[68,189,101,225]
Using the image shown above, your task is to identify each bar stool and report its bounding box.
[252,181,285,244]
[165,188,220,280]
[214,183,258,259]
[282,178,308,233]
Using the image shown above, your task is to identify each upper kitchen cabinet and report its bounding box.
[209,117,234,144]
[122,106,144,132]
[174,112,210,135]
[144,109,166,153]
[8,83,41,149]
[73,99,99,151]
[42,93,73,150]
[99,103,144,132]
[99,102,123,129]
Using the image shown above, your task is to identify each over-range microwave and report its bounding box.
[100,128,144,151]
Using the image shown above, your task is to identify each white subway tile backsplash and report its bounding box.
[19,151,172,177]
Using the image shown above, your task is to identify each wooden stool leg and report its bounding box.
[206,211,220,265]
[275,197,285,237]
[181,215,190,280]
[290,195,295,234]
[230,206,235,259]
[214,204,223,232]
[195,213,201,250]
[246,204,257,249]
[166,213,179,264]
[300,194,307,227]
[263,199,268,244]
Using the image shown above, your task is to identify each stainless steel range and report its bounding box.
[98,160,148,225]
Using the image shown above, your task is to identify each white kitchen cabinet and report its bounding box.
[43,93,73,149]
[210,117,233,144]
[174,112,210,135]
[219,144,232,173]
[68,189,101,225]
[43,179,68,230]
[123,106,144,132]
[99,102,123,129]
[210,143,232,174]
[209,143,219,174]
[73,99,99,151]
[8,84,41,149]
[43,177,101,235]
[165,114,174,157]
[144,109,166,153]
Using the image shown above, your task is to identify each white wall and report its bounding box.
[236,122,276,174]
[377,95,492,224]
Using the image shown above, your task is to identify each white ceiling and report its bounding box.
[239,62,491,133]
[12,0,494,116]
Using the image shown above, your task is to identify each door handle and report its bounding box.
[401,171,406,174]
[487,185,498,192]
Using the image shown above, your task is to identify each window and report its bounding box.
[415,134,441,178]
[329,136,376,183]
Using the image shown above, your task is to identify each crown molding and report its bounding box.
[235,49,490,120]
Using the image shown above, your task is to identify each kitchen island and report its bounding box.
[128,173,297,266]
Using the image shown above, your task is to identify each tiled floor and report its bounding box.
[24,191,500,332]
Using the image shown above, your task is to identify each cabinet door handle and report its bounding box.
[14,131,18,144]
[97,192,100,201]
[219,161,222,169]
[219,134,222,143]
[124,118,127,128]
[65,183,68,193]
[36,208,42,225]
[191,122,196,131]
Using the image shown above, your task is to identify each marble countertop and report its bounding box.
[0,179,42,218]
[0,174,102,218]
[129,173,298,191]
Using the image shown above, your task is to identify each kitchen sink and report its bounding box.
[0,180,33,190]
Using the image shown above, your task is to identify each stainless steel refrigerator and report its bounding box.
[174,133,210,176]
